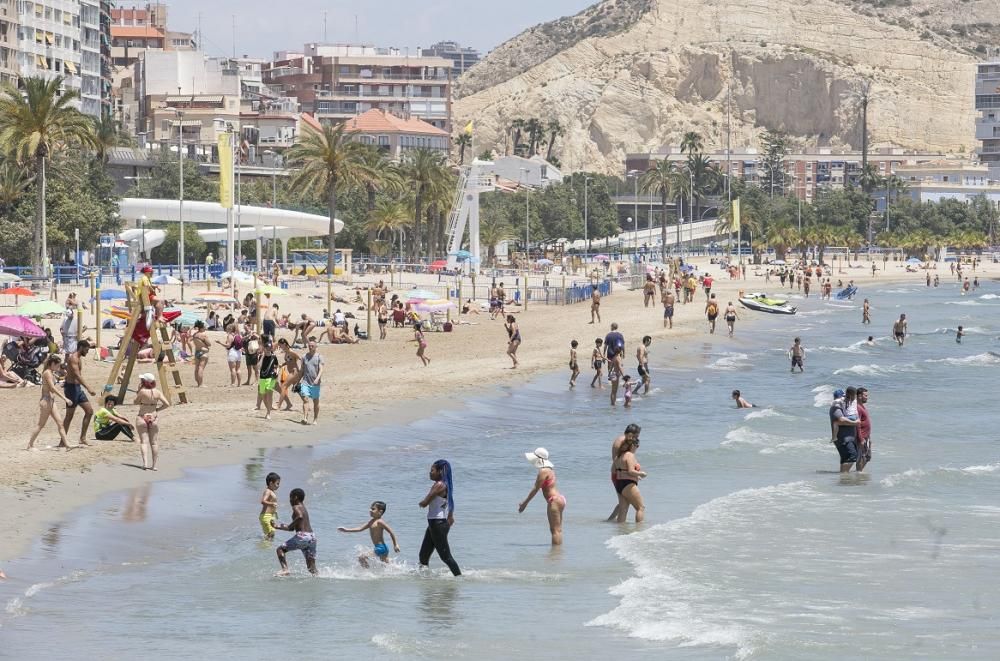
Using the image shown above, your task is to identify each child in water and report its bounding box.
[259,472,280,540]
[569,340,580,388]
[622,374,634,408]
[590,338,605,389]
[338,501,400,568]
[274,488,317,576]
[956,326,964,344]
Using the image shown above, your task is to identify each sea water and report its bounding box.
[3,277,1000,660]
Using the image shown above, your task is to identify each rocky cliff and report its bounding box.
[454,0,986,173]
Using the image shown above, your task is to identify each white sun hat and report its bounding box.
[524,447,554,469]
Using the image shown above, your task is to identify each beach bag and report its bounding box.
[233,333,244,351]
[707,303,718,316]
[246,338,260,354]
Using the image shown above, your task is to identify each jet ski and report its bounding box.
[738,292,797,315]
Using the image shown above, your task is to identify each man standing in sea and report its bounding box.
[893,314,907,347]
[856,387,872,472]
[829,387,860,473]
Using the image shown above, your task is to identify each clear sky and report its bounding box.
[158,0,594,59]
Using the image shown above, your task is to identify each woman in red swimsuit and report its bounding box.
[519,447,565,546]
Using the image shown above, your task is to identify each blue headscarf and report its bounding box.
[433,459,454,513]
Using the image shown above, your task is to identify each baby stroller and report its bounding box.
[2,339,50,385]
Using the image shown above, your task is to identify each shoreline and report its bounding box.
[0,260,981,562]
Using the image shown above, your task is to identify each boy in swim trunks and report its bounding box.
[338,501,400,568]
[274,488,317,575]
[569,340,580,388]
[259,472,280,540]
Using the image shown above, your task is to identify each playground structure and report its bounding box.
[102,279,188,406]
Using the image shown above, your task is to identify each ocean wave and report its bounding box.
[743,407,790,420]
[881,463,1000,487]
[946,300,988,306]
[708,352,751,371]
[812,384,837,407]
[722,427,781,447]
[925,352,1000,367]
[816,341,869,354]
[798,309,837,317]
[979,294,999,300]
[833,363,919,377]
[759,438,827,455]
[876,288,918,294]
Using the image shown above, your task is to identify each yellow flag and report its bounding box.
[463,120,473,136]
[218,134,233,209]
[732,198,741,234]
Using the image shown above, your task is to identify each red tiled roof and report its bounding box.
[300,113,323,132]
[343,109,447,137]
[112,25,165,39]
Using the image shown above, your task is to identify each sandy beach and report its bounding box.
[0,257,991,562]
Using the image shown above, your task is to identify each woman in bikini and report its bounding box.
[216,325,242,387]
[276,338,300,411]
[133,372,170,471]
[190,321,210,387]
[377,301,389,340]
[519,448,565,546]
[613,433,647,523]
[414,325,430,366]
[724,301,739,337]
[505,315,521,368]
[27,355,72,450]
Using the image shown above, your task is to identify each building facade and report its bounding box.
[342,107,448,161]
[421,40,480,76]
[975,59,1000,179]
[263,44,453,132]
[110,2,194,67]
[0,0,17,85]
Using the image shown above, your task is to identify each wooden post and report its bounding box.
[326,278,332,315]
[446,285,451,324]
[562,274,566,305]
[95,283,101,362]
[366,289,372,340]
[523,274,528,310]
[458,281,463,316]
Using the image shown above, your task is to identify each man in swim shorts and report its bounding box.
[662,288,675,329]
[893,314,907,347]
[63,339,96,447]
[298,339,324,425]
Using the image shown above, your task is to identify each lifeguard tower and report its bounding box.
[445,159,496,270]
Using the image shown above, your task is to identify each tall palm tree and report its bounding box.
[92,113,123,163]
[764,222,799,261]
[525,118,544,156]
[0,77,95,277]
[424,167,456,258]
[365,198,411,241]
[687,153,720,220]
[680,131,704,156]
[668,164,692,251]
[355,146,403,214]
[479,214,515,266]
[544,119,563,162]
[402,148,448,260]
[639,159,676,262]
[0,158,32,212]
[455,132,471,165]
[286,122,367,278]
[510,119,526,156]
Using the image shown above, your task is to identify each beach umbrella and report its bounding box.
[536,258,554,266]
[0,273,20,284]
[905,257,922,264]
[220,270,254,283]
[594,254,610,261]
[1,287,35,306]
[0,314,45,338]
[404,289,439,301]
[16,299,65,317]
[454,249,472,260]
[94,289,127,301]
[193,293,238,304]
[414,302,456,313]
[163,307,201,326]
[254,283,287,296]
[152,274,181,285]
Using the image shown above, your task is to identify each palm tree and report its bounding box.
[838,227,865,264]
[355,146,403,214]
[0,77,95,277]
[525,118,544,156]
[764,222,799,261]
[805,224,837,266]
[680,131,704,156]
[544,119,563,162]
[668,164,692,251]
[639,159,676,262]
[687,153,720,220]
[402,148,448,259]
[365,198,411,241]
[455,132,471,165]
[286,122,367,278]
[92,114,123,163]
[478,213,515,266]
[510,119,526,156]
[0,158,32,212]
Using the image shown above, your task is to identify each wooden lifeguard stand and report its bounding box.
[103,281,188,405]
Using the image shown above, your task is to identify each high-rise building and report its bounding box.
[0,0,17,85]
[421,41,480,77]
[110,2,194,68]
[264,44,453,133]
[975,59,1000,180]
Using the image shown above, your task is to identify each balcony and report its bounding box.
[336,73,449,83]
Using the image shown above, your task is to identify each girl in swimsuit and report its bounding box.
[217,326,242,387]
[133,373,170,471]
[591,338,605,388]
[519,448,565,546]
[505,315,520,369]
[613,435,647,523]
[377,302,389,340]
[569,340,580,388]
[27,355,72,450]
[276,339,300,411]
[414,326,430,366]
[190,321,210,387]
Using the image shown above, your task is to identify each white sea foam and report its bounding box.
[812,384,836,407]
[743,407,789,420]
[798,309,837,317]
[722,427,780,447]
[708,352,751,370]
[817,341,868,354]
[926,352,1000,367]
[833,363,919,377]
[876,288,917,294]
[979,293,999,300]
[881,463,1000,487]
[759,438,826,455]
[946,300,986,306]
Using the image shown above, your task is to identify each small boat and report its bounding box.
[739,293,797,315]
[836,285,858,300]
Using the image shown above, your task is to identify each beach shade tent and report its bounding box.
[429,260,447,273]
[905,257,922,264]
[414,300,457,313]
[94,289,128,301]
[536,258,554,266]
[0,314,45,338]
[220,271,255,283]
[771,259,787,265]
[0,273,20,284]
[254,283,287,296]
[193,293,238,304]
[404,289,439,301]
[594,254,610,261]
[16,299,65,317]
[152,274,181,285]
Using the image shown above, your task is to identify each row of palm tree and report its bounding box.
[501,117,564,161]
[285,123,456,270]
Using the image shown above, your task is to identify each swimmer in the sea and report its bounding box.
[732,389,754,408]
[338,501,400,567]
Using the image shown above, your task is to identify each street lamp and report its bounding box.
[583,175,592,255]
[263,150,280,264]
[171,109,186,301]
[520,167,530,268]
[139,214,147,261]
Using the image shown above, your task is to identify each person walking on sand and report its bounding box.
[273,488,318,576]
[133,373,169,471]
[27,355,72,450]
[642,275,656,308]
[724,301,739,337]
[591,338,605,389]
[590,286,601,324]
[505,315,521,368]
[636,336,652,394]
[418,459,461,576]
[414,325,430,366]
[613,433,647,523]
[256,341,279,419]
[276,338,300,412]
[519,448,565,546]
[62,339,96,447]
[377,300,389,340]
[298,339,324,425]
[662,287,675,329]
[893,314,907,347]
[191,321,210,387]
[217,325,243,387]
[705,294,719,334]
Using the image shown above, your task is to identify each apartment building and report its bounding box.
[264,44,453,132]
[975,59,1000,179]
[342,107,448,160]
[0,0,17,85]
[421,40,480,76]
[625,146,944,201]
[110,2,194,67]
